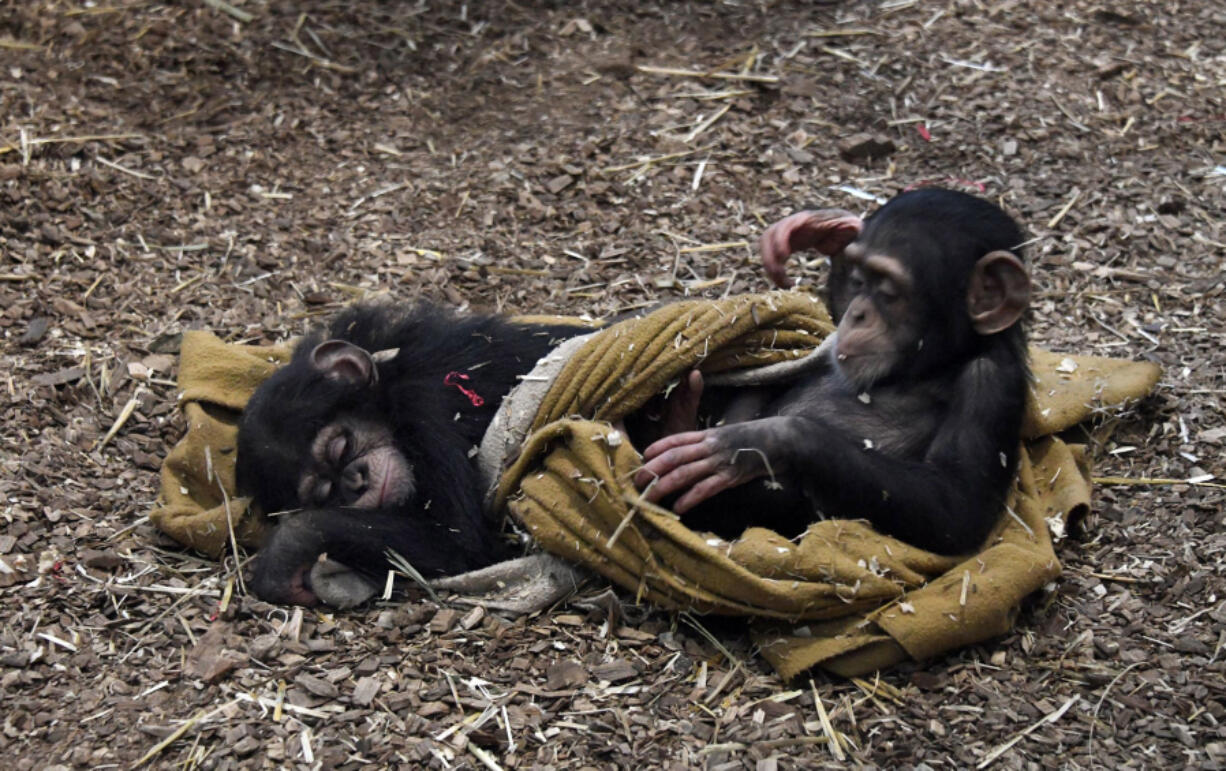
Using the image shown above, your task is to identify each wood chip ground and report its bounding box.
[1,1,1223,767]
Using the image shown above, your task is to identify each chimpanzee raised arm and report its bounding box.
[635,189,1031,555]
[236,304,586,606]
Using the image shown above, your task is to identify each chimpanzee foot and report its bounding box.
[308,556,380,609]
[431,553,590,614]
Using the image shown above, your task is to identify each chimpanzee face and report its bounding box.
[821,190,1030,389]
[296,415,415,509]
[827,242,922,388]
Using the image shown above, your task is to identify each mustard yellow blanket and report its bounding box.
[153,292,1161,677]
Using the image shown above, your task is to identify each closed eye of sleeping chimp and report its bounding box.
[326,432,348,467]
[309,479,332,507]
[318,427,355,501]
[875,282,900,304]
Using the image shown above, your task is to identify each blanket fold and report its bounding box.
[152,291,1161,677]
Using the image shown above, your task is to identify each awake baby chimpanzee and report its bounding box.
[635,188,1031,554]
[236,305,586,606]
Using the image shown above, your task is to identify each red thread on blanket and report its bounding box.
[444,371,485,407]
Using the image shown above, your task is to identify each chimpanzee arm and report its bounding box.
[638,355,1024,555]
[798,355,1023,553]
[250,508,502,606]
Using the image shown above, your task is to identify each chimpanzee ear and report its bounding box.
[309,340,378,386]
[967,250,1030,335]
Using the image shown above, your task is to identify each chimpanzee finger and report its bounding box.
[250,552,320,607]
[673,468,742,514]
[661,370,704,435]
[641,454,727,503]
[641,429,710,462]
[637,436,717,487]
[636,442,701,490]
[637,436,722,492]
[759,220,796,288]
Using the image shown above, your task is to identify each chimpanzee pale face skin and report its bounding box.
[827,244,921,389]
[297,416,416,509]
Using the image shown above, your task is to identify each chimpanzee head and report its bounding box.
[236,338,416,515]
[760,188,1030,388]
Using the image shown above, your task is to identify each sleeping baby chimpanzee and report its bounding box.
[236,307,586,606]
[635,188,1031,554]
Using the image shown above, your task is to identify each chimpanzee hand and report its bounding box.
[660,370,703,435]
[759,209,863,288]
[634,420,785,513]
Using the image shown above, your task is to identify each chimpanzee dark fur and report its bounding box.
[237,303,584,604]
